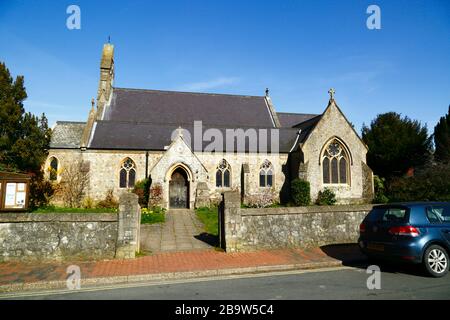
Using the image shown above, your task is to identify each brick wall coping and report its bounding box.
[0,212,118,223]
[241,204,374,216]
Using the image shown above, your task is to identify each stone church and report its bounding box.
[46,43,374,209]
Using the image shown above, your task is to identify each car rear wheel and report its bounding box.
[423,245,449,277]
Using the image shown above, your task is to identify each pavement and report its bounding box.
[0,244,366,294]
[140,209,213,253]
[10,265,450,300]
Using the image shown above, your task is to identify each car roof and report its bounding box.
[373,202,450,209]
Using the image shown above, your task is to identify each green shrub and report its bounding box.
[315,188,337,205]
[133,178,151,208]
[291,178,311,206]
[373,175,389,204]
[387,162,450,202]
[29,175,55,210]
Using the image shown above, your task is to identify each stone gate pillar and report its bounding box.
[221,190,242,252]
[116,193,141,259]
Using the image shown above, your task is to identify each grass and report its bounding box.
[141,207,166,224]
[32,206,117,213]
[195,206,219,236]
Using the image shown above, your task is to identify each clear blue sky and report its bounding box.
[0,0,449,133]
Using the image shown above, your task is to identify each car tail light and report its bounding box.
[359,223,366,233]
[388,226,420,237]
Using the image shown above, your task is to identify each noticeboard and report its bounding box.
[0,172,31,212]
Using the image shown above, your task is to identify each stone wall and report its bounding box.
[0,193,140,262]
[221,191,373,252]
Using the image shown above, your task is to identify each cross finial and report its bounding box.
[177,126,184,137]
[265,88,269,97]
[108,35,111,44]
[328,88,336,100]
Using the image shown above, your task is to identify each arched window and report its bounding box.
[216,159,231,188]
[49,157,58,181]
[259,160,273,187]
[119,158,136,188]
[322,139,350,185]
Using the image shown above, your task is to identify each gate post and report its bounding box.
[220,191,241,252]
[116,193,141,259]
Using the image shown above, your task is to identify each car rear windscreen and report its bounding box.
[366,207,408,223]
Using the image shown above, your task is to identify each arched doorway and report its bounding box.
[169,167,189,208]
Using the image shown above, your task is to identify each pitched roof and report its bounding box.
[277,112,320,128]
[50,121,85,149]
[89,121,301,153]
[103,88,276,127]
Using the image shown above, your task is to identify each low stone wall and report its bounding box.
[220,191,373,252]
[0,193,140,262]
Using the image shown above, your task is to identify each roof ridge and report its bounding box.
[56,121,86,125]
[113,87,264,99]
[277,112,319,116]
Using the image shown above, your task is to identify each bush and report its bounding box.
[245,189,277,208]
[82,196,95,209]
[97,189,118,209]
[315,188,337,205]
[149,183,163,207]
[386,162,450,202]
[133,178,151,208]
[29,174,55,210]
[373,175,389,204]
[291,179,311,206]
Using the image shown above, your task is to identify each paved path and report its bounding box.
[140,209,213,253]
[0,244,365,292]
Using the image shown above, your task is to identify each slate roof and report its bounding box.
[277,112,320,128]
[89,121,302,153]
[51,88,324,153]
[50,121,85,149]
[104,88,276,127]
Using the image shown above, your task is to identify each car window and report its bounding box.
[427,206,450,223]
[366,207,386,222]
[382,208,408,222]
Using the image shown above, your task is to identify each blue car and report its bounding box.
[358,202,450,277]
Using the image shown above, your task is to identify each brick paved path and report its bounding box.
[0,245,365,288]
[140,209,213,253]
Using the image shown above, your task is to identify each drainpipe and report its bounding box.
[145,151,149,179]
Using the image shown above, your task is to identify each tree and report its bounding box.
[433,105,450,163]
[362,112,432,178]
[0,62,52,207]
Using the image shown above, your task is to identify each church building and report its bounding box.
[46,43,374,208]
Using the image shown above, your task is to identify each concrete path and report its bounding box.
[140,209,213,253]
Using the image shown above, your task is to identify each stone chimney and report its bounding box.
[96,43,115,120]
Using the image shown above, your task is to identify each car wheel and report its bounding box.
[423,245,449,277]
